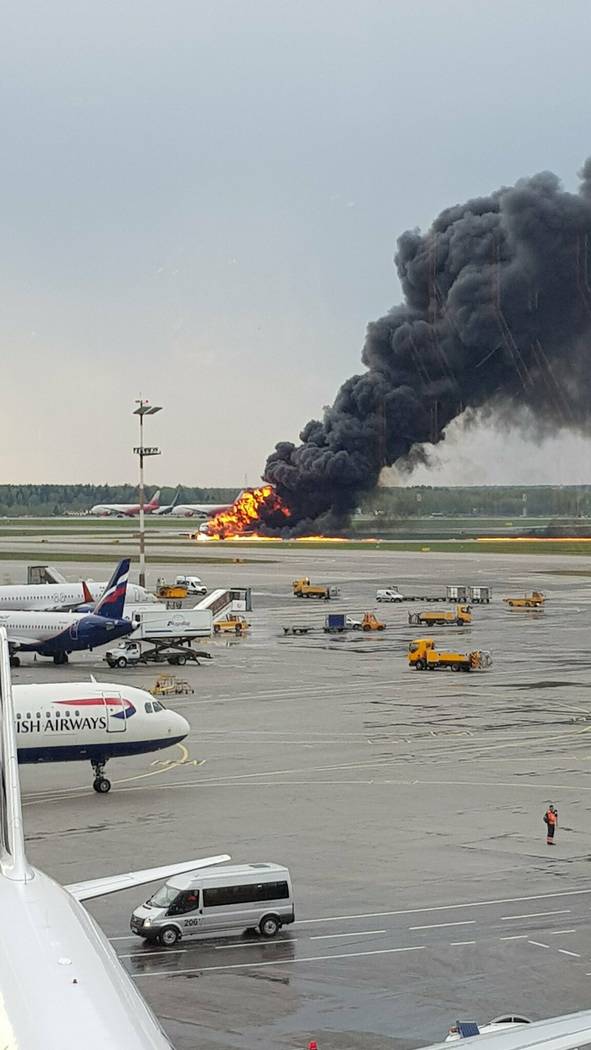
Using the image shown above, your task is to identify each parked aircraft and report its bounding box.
[0,626,228,1048]
[15,679,190,792]
[2,559,133,666]
[0,577,151,612]
[90,489,161,516]
[171,492,242,518]
[153,487,181,515]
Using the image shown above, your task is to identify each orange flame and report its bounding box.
[202,485,291,538]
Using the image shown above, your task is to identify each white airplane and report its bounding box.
[90,489,161,516]
[0,628,228,1049]
[171,492,242,518]
[0,577,152,612]
[15,679,190,792]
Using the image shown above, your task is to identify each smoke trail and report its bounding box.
[263,162,591,532]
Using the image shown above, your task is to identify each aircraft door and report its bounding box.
[103,692,127,733]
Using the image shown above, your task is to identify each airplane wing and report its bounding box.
[66,853,231,901]
[415,1011,591,1050]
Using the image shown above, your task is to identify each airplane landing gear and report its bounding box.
[53,652,69,665]
[91,760,111,794]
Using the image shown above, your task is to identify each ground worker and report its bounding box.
[543,803,558,845]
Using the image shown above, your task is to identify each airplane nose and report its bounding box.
[169,711,190,740]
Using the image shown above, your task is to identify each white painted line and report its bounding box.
[132,943,426,977]
[528,940,550,949]
[110,936,137,942]
[499,935,529,941]
[501,910,571,921]
[120,948,188,959]
[449,941,476,946]
[214,939,295,951]
[410,920,476,931]
[310,930,386,941]
[558,949,581,957]
[548,930,577,936]
[292,889,591,927]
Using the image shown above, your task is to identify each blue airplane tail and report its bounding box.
[94,559,130,620]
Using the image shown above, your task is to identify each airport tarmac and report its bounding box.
[9,542,591,1050]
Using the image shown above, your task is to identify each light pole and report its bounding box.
[133,399,162,589]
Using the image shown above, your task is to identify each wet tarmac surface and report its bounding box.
[8,542,591,1048]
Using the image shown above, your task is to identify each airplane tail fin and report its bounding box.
[94,559,130,620]
[148,489,161,508]
[81,580,94,604]
[0,628,31,881]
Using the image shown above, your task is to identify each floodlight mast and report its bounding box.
[133,399,162,589]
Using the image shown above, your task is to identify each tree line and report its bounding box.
[0,485,240,516]
[361,485,591,519]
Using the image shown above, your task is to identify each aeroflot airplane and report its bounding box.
[15,680,190,792]
[0,627,228,1049]
[2,558,133,666]
[90,489,161,516]
[171,491,243,518]
[0,576,151,612]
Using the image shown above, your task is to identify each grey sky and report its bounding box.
[1,0,590,487]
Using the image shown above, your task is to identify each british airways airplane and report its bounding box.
[1,558,133,666]
[15,680,190,792]
[0,627,227,1048]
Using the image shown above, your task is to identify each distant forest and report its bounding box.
[0,483,590,517]
[0,486,240,516]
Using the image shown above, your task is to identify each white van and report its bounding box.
[175,575,207,596]
[376,588,403,602]
[130,863,294,946]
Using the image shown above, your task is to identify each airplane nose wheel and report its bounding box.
[91,760,111,794]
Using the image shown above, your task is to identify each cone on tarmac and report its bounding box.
[308,1043,318,1050]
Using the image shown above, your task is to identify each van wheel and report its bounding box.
[116,657,127,668]
[259,915,280,938]
[159,926,180,947]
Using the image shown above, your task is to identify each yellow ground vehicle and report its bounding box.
[213,614,250,635]
[503,591,545,608]
[361,612,385,631]
[292,577,336,600]
[156,578,188,600]
[408,604,472,627]
[408,638,492,672]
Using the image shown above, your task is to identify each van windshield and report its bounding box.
[147,885,179,908]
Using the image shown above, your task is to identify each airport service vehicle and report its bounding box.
[420,1011,591,1050]
[504,591,545,608]
[90,489,161,516]
[324,614,361,633]
[175,575,207,595]
[1,559,133,666]
[445,1017,532,1041]
[14,680,190,792]
[131,862,294,945]
[213,614,250,635]
[0,625,230,1050]
[408,638,492,672]
[360,612,385,631]
[380,585,492,603]
[408,605,472,627]
[376,588,404,602]
[156,579,188,600]
[293,577,339,600]
[105,640,211,668]
[105,607,212,667]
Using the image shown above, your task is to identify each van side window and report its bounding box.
[203,881,289,907]
[167,890,200,915]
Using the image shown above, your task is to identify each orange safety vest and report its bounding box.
[545,809,557,825]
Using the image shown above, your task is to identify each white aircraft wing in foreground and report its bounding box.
[420,1013,591,1050]
[0,627,229,1049]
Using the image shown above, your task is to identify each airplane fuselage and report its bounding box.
[0,581,149,612]
[0,610,132,657]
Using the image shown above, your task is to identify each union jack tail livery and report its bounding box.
[94,559,130,620]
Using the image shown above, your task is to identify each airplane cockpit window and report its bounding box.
[153,701,164,711]
[144,702,153,713]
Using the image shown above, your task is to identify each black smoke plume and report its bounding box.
[263,161,591,533]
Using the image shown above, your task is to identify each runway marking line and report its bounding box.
[214,939,295,951]
[499,935,528,941]
[501,910,570,921]
[528,940,550,949]
[449,941,476,946]
[558,949,581,957]
[410,920,476,931]
[548,930,577,936]
[310,930,386,941]
[131,943,426,977]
